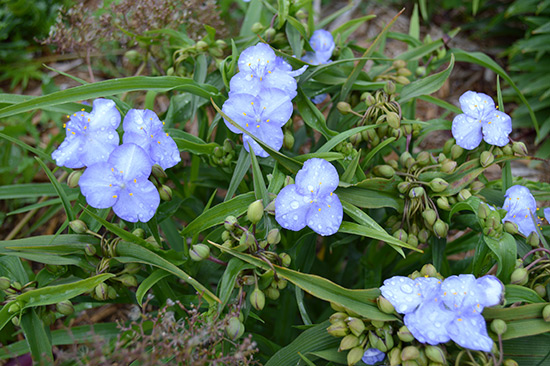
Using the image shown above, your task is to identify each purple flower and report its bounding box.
[361,348,385,365]
[222,88,293,157]
[122,109,181,170]
[229,43,307,98]
[309,29,334,64]
[275,158,343,236]
[501,185,541,237]
[451,91,512,150]
[52,99,120,168]
[380,274,503,352]
[79,143,160,223]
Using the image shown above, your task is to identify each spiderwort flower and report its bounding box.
[501,185,541,236]
[275,158,343,236]
[361,348,385,365]
[451,91,512,150]
[79,143,160,223]
[229,43,307,98]
[122,109,181,170]
[380,274,503,352]
[52,98,121,168]
[222,88,293,157]
[309,29,335,64]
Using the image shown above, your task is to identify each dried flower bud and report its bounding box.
[69,219,88,234]
[56,300,74,315]
[67,170,83,188]
[490,319,507,335]
[337,102,352,115]
[190,244,210,262]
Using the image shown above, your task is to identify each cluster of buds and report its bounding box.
[477,203,519,238]
[149,164,173,202]
[209,139,236,168]
[374,60,413,85]
[170,39,228,75]
[511,247,550,303]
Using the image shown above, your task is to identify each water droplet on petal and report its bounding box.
[401,284,413,293]
[290,201,299,209]
[293,215,298,221]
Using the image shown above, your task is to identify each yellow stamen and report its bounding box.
[129,193,133,196]
[134,179,137,183]
[251,102,254,105]
[81,108,85,111]
[166,133,169,137]
[63,123,66,128]
[457,318,463,321]
[157,141,160,144]
[246,123,249,127]
[243,112,247,116]
[112,195,118,198]
[266,119,270,122]
[318,208,321,212]
[71,132,75,135]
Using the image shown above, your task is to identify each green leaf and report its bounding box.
[398,55,455,103]
[209,242,394,321]
[340,149,361,183]
[277,0,290,28]
[484,233,517,283]
[308,348,347,364]
[337,186,402,210]
[249,148,269,206]
[296,88,337,139]
[362,136,395,167]
[505,284,546,304]
[0,183,78,199]
[217,258,255,310]
[317,125,377,153]
[225,148,250,201]
[0,132,51,162]
[35,157,75,222]
[0,76,219,118]
[136,269,172,306]
[240,0,263,37]
[20,309,53,365]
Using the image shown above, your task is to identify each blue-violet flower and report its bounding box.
[122,108,181,170]
[309,29,335,64]
[275,158,343,236]
[380,274,503,352]
[451,91,512,150]
[502,185,542,237]
[79,143,160,223]
[52,98,120,168]
[222,88,293,157]
[361,348,385,365]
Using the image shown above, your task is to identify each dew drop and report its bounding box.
[401,284,413,293]
[293,215,298,221]
[290,201,299,209]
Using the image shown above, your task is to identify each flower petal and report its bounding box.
[229,72,261,96]
[88,98,121,129]
[482,110,512,147]
[275,184,309,232]
[451,114,483,150]
[302,52,320,65]
[447,313,494,352]
[108,143,153,181]
[458,91,495,120]
[311,93,327,104]
[78,128,120,166]
[222,93,257,134]
[149,132,181,170]
[502,185,539,236]
[362,348,385,365]
[263,69,299,99]
[295,158,339,197]
[113,179,160,222]
[380,276,423,314]
[306,193,343,236]
[441,274,484,312]
[51,134,85,169]
[258,88,293,127]
[476,275,504,307]
[545,208,550,222]
[79,163,120,209]
[310,29,335,60]
[404,298,454,345]
[237,43,276,77]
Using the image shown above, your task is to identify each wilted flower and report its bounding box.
[502,185,541,237]
[222,88,293,157]
[229,43,306,98]
[380,274,503,352]
[52,98,120,168]
[451,91,512,150]
[362,348,385,365]
[275,158,343,236]
[79,143,160,222]
[122,109,181,170]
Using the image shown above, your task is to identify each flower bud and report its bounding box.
[478,203,492,219]
[393,229,408,242]
[8,302,22,314]
[159,185,172,201]
[151,164,167,180]
[0,277,10,291]
[239,230,256,251]
[224,216,238,230]
[368,331,387,352]
[283,130,295,150]
[195,40,208,52]
[433,219,448,238]
[67,170,83,188]
[374,165,395,178]
[429,178,449,193]
[327,320,349,337]
[11,317,20,327]
[190,244,210,261]
[504,221,519,235]
[409,186,425,199]
[471,180,485,192]
[450,144,464,160]
[458,189,472,202]
[377,296,395,314]
[340,334,360,351]
[422,346,444,364]
[490,319,507,335]
[95,283,108,300]
[418,228,430,243]
[386,112,401,129]
[534,284,546,298]
[440,160,457,173]
[393,59,407,69]
[247,200,264,224]
[503,360,519,366]
[251,288,266,311]
[422,209,437,226]
[266,229,281,245]
[337,102,352,115]
[347,317,365,337]
[512,141,528,156]
[69,219,88,234]
[265,287,280,300]
[226,317,245,339]
[527,232,540,247]
[436,196,451,211]
[480,151,494,167]
[401,346,420,361]
[280,252,291,267]
[347,346,364,366]
[510,268,528,285]
[543,305,550,322]
[420,264,438,277]
[119,274,138,287]
[389,348,402,366]
[502,144,513,155]
[384,81,396,95]
[395,75,410,85]
[398,181,412,194]
[264,27,276,39]
[56,300,74,315]
[397,325,415,342]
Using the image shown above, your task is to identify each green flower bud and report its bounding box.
[401,346,420,361]
[420,264,438,277]
[158,185,172,201]
[42,310,57,326]
[11,316,20,327]
[415,151,430,166]
[433,219,448,238]
[266,229,281,246]
[265,287,280,300]
[490,319,507,335]
[284,175,295,187]
[374,165,395,178]
[424,345,445,363]
[422,209,437,226]
[397,325,415,342]
[119,274,138,287]
[151,164,167,180]
[67,170,83,188]
[371,320,385,328]
[280,252,291,267]
[416,66,426,76]
[247,200,264,224]
[226,317,245,339]
[389,348,402,366]
[451,144,464,160]
[471,180,485,192]
[480,151,495,167]
[398,181,412,194]
[123,50,142,66]
[221,230,232,242]
[397,67,413,77]
[347,346,365,366]
[215,39,227,49]
[265,199,276,215]
[337,102,352,115]
[330,312,348,323]
[56,300,74,315]
[387,111,401,129]
[251,288,266,311]
[493,147,503,156]
[504,221,519,235]
[331,302,348,312]
[503,360,519,366]
[418,228,430,243]
[395,75,410,85]
[534,284,546,298]
[224,216,238,230]
[542,305,550,322]
[296,9,307,19]
[327,320,349,337]
[69,219,88,234]
[283,130,295,150]
[440,160,457,173]
[190,244,210,262]
[407,233,419,247]
[132,228,145,239]
[276,278,288,290]
[436,196,451,211]
[12,281,22,290]
[213,146,224,158]
[264,27,276,39]
[339,334,360,351]
[458,189,472,202]
[349,133,362,146]
[384,81,396,94]
[393,229,408,242]
[0,277,10,291]
[510,268,528,285]
[527,231,540,247]
[347,317,365,337]
[8,302,22,314]
[95,283,108,301]
[478,203,491,219]
[512,141,528,156]
[409,186,425,199]
[502,144,513,155]
[404,156,416,169]
[195,40,208,51]
[429,178,449,193]
[239,230,256,251]
[393,59,407,69]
